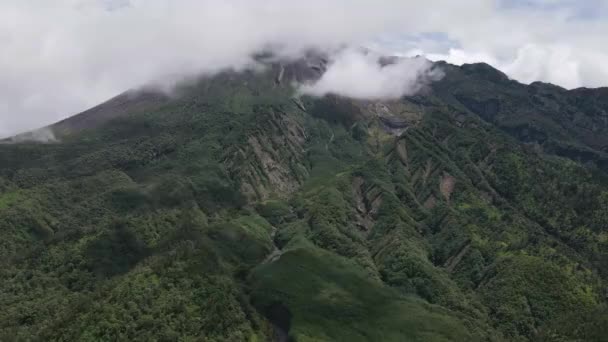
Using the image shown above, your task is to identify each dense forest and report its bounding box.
[0,58,607,341]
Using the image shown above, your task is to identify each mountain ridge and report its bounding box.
[0,54,607,341]
[26,57,608,165]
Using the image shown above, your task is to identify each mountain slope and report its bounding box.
[0,58,607,341]
[430,62,608,168]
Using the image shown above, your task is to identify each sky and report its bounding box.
[1,0,608,137]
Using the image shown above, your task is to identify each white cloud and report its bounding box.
[421,44,587,90]
[1,0,607,137]
[299,49,443,100]
[0,0,412,137]
[503,44,582,88]
[5,127,57,144]
[422,49,501,68]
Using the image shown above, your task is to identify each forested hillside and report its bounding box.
[0,58,607,341]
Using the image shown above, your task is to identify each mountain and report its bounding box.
[0,55,607,341]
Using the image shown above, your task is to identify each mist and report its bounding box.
[298,49,443,100]
[4,128,57,144]
[0,0,409,138]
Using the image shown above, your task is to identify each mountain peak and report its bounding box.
[460,62,510,83]
[1,47,607,341]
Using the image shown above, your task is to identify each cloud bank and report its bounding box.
[1,0,608,137]
[299,49,443,100]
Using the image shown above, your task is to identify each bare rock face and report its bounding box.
[352,176,383,233]
[255,49,329,86]
[226,108,308,201]
[281,52,328,84]
[440,173,455,202]
[378,116,409,134]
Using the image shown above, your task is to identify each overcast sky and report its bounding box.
[2,0,608,137]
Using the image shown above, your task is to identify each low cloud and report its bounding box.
[1,128,57,144]
[0,0,409,137]
[298,49,443,100]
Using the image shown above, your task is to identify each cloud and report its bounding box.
[299,49,443,100]
[420,44,584,89]
[1,128,57,144]
[502,44,582,88]
[1,0,608,137]
[0,0,411,137]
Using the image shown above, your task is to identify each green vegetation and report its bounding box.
[0,62,607,341]
[251,244,483,341]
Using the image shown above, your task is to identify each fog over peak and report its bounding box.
[2,0,608,137]
[299,49,443,100]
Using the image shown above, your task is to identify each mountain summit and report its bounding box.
[0,57,607,341]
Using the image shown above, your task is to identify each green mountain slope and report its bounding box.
[0,58,607,341]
